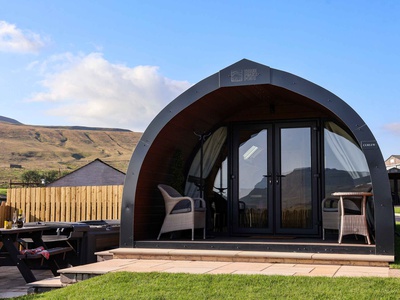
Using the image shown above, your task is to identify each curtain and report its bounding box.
[185,127,227,197]
[324,121,369,180]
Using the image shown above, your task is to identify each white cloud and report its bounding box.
[28,52,191,131]
[0,21,47,53]
[384,123,400,136]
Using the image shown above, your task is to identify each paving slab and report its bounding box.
[213,262,273,272]
[0,267,53,299]
[58,259,138,274]
[26,276,64,288]
[300,264,340,277]
[334,265,389,277]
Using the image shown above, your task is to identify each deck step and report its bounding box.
[58,258,138,284]
[95,250,114,262]
[26,276,65,294]
[109,247,393,267]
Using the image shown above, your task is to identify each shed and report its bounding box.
[120,59,394,257]
[47,158,125,187]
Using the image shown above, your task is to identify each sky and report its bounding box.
[0,1,399,159]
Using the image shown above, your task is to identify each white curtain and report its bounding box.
[324,121,369,180]
[185,127,227,197]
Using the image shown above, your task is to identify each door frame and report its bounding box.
[229,120,320,236]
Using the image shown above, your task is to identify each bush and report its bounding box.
[20,169,65,185]
[21,170,42,184]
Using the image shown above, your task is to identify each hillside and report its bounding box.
[0,116,22,125]
[0,122,142,185]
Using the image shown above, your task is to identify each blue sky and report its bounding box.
[0,1,399,159]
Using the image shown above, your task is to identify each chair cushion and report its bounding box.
[323,207,338,212]
[171,199,205,214]
[171,200,191,213]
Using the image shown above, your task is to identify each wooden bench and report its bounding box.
[16,246,73,276]
[17,246,73,260]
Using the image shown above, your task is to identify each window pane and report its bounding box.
[280,127,312,229]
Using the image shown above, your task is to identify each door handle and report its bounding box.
[263,174,272,185]
[276,174,286,184]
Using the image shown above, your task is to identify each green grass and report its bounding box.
[16,272,400,300]
[0,188,6,196]
[392,222,400,268]
[394,207,400,214]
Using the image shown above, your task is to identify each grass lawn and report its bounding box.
[392,223,400,268]
[394,206,400,214]
[16,272,400,300]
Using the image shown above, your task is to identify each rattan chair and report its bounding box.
[321,196,361,240]
[157,184,206,241]
[322,184,372,241]
[322,197,340,240]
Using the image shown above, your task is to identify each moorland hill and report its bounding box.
[0,118,142,184]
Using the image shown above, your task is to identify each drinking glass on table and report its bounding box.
[12,210,17,228]
[21,212,25,225]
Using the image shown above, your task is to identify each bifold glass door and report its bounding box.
[232,122,318,236]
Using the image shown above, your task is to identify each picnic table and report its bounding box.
[0,224,72,283]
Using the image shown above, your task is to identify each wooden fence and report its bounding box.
[1,185,123,224]
[0,202,11,228]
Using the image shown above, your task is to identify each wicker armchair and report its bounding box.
[321,196,361,240]
[321,197,340,240]
[157,184,206,241]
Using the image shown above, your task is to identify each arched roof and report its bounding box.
[120,59,393,255]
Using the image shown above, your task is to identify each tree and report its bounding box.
[21,170,42,185]
[20,169,66,186]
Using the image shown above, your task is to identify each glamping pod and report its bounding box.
[120,59,394,256]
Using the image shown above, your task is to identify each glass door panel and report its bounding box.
[233,126,272,233]
[277,127,313,231]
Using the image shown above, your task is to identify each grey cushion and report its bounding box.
[171,199,205,214]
